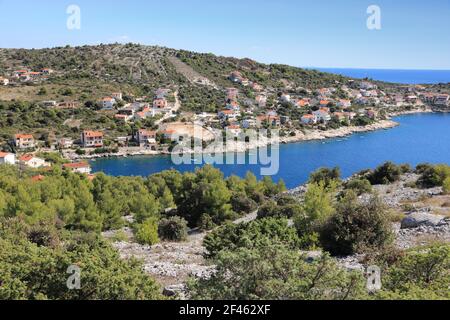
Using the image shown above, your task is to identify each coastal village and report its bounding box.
[1,57,450,175]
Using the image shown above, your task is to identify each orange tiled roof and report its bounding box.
[83,131,103,138]
[15,134,33,139]
[63,162,90,169]
[19,154,34,162]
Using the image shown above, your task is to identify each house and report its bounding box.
[57,138,74,149]
[319,100,331,108]
[434,94,449,107]
[337,99,352,108]
[13,70,28,78]
[405,95,419,105]
[114,114,132,123]
[101,97,116,110]
[81,131,103,148]
[41,101,57,107]
[296,99,310,108]
[137,129,157,148]
[362,90,378,97]
[29,72,41,80]
[0,77,9,86]
[226,125,242,138]
[19,73,31,82]
[225,101,240,111]
[313,108,332,122]
[111,92,123,100]
[19,154,49,169]
[63,162,92,174]
[280,94,291,103]
[14,134,35,150]
[153,98,168,109]
[41,68,54,75]
[218,109,239,121]
[301,114,317,125]
[57,101,79,109]
[256,115,280,127]
[0,152,15,165]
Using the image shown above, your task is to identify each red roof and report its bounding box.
[19,154,34,162]
[31,175,45,182]
[83,131,103,138]
[0,152,11,158]
[63,162,90,169]
[15,134,33,140]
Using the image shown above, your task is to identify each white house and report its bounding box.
[111,92,123,101]
[19,154,49,169]
[301,114,317,125]
[0,77,9,86]
[63,162,92,174]
[0,152,15,165]
[313,108,332,122]
[101,97,116,110]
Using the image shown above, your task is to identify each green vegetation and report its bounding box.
[158,216,188,242]
[0,218,162,300]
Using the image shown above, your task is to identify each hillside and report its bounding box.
[0,43,362,109]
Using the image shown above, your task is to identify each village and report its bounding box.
[1,66,449,175]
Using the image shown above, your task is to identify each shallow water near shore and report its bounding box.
[91,113,450,189]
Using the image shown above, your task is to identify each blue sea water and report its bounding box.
[316,68,450,85]
[91,113,450,189]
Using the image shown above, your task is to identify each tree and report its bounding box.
[368,162,401,185]
[203,218,300,259]
[158,216,188,242]
[309,167,341,187]
[294,181,336,248]
[320,191,393,256]
[134,217,160,245]
[189,244,366,300]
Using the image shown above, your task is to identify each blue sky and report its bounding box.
[0,0,449,69]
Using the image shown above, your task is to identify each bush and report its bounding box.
[443,177,450,195]
[344,178,372,196]
[309,167,341,187]
[134,217,159,245]
[203,218,301,259]
[158,216,188,242]
[319,191,393,256]
[368,162,401,185]
[399,164,412,174]
[230,194,257,214]
[417,164,450,188]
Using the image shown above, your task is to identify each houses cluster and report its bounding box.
[5,68,54,84]
[228,71,264,92]
[113,88,174,123]
[1,132,93,175]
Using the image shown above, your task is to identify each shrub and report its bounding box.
[443,177,450,195]
[309,167,341,187]
[399,164,412,174]
[368,162,401,185]
[158,216,188,242]
[416,164,450,188]
[134,217,159,245]
[203,218,300,259]
[344,178,373,195]
[319,191,393,256]
[230,194,257,214]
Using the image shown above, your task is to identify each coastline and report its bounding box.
[70,109,431,161]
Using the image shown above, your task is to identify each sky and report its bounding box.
[0,0,449,70]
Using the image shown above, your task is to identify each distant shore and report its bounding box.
[70,109,432,161]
